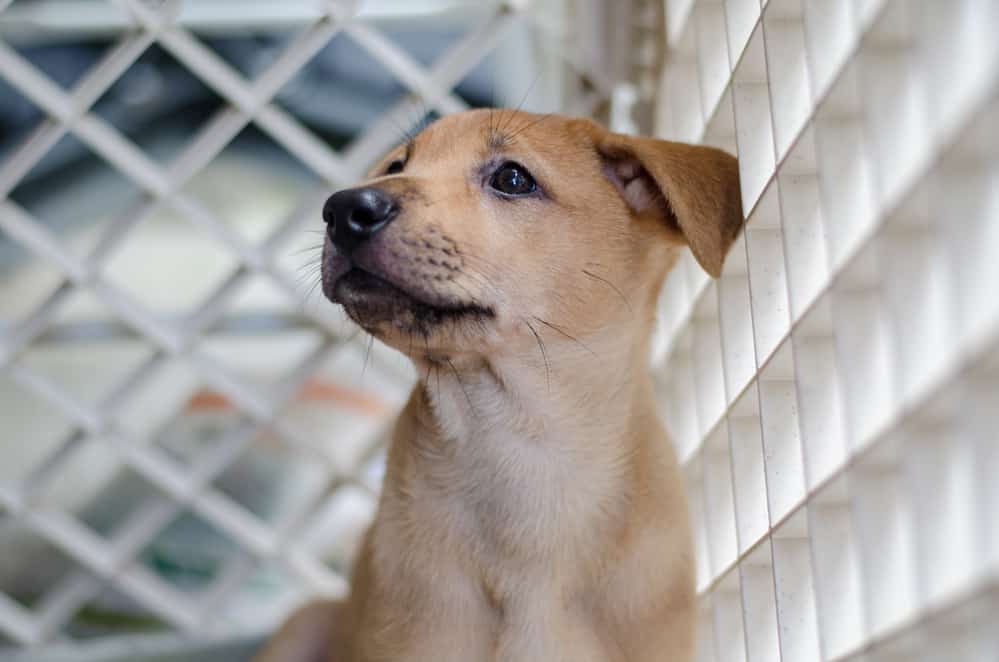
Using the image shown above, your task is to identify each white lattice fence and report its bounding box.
[0,0,624,650]
[651,0,999,660]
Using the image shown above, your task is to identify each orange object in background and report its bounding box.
[186,379,390,417]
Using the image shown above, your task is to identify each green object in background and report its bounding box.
[2,632,265,662]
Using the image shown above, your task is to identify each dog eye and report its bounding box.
[489,161,537,196]
[385,159,405,175]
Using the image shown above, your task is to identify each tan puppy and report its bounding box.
[256,109,742,662]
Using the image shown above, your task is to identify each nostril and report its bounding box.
[322,199,336,226]
[350,206,379,229]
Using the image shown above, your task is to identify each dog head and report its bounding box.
[320,110,741,360]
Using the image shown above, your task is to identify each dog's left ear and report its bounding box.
[597,132,743,278]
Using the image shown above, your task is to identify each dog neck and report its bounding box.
[416,324,651,449]
[387,324,660,560]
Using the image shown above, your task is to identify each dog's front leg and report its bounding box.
[253,599,354,662]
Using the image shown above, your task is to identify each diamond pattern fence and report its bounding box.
[0,0,627,650]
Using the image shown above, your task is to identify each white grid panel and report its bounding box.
[652,0,999,660]
[0,0,620,650]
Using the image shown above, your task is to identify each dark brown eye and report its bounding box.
[385,159,405,175]
[489,161,537,196]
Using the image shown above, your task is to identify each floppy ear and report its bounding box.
[597,132,743,278]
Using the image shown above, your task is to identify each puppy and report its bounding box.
[256,109,742,662]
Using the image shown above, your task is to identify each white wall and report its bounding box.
[651,1,999,660]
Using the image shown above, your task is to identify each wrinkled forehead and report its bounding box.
[363,109,602,183]
[411,110,594,169]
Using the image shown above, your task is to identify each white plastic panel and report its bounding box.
[655,0,999,659]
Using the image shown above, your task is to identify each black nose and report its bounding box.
[323,186,398,251]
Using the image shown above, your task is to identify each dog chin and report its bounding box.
[330,268,493,337]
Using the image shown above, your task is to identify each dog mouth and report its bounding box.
[331,268,493,330]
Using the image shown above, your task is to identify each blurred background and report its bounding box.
[0,0,661,659]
